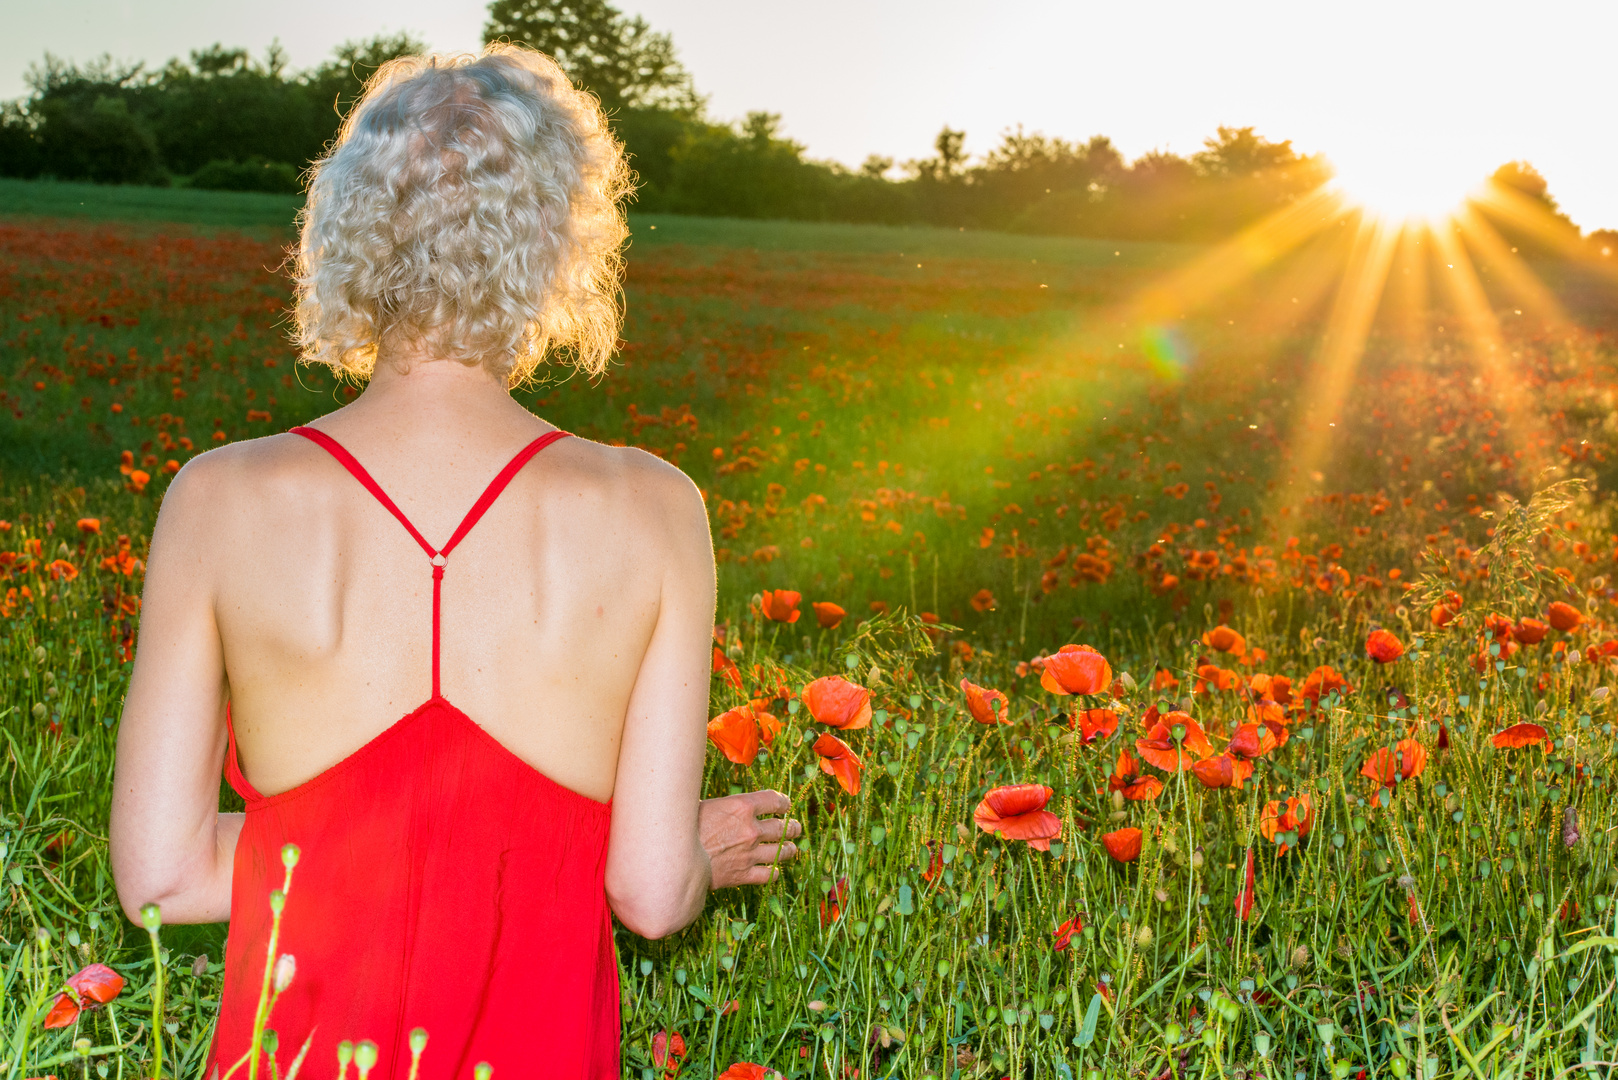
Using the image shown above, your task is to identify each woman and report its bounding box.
[109,45,799,1078]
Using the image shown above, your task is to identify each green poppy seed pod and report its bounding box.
[354,1039,379,1078]
[337,1041,354,1066]
[273,953,296,992]
[410,1028,428,1056]
[282,844,301,870]
[1254,1033,1272,1059]
[1391,1056,1408,1077]
[269,889,285,916]
[31,702,46,720]
[262,1030,279,1056]
[1317,1022,1335,1047]
[1164,1022,1183,1045]
[34,646,46,663]
[1332,1060,1351,1080]
[473,1063,493,1080]
[74,1037,92,1055]
[140,903,162,933]
[1201,1027,1218,1048]
[1171,723,1187,743]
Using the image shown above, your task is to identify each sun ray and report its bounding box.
[1282,213,1401,492]
[1468,181,1618,284]
[1426,218,1550,474]
[1451,203,1576,329]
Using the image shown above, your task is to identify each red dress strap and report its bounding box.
[289,425,571,698]
[222,703,263,802]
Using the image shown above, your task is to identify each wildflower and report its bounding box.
[1190,753,1252,789]
[921,841,943,882]
[1249,673,1293,705]
[76,518,100,535]
[1549,602,1584,632]
[1135,710,1213,771]
[1195,664,1241,691]
[43,963,125,1028]
[813,734,863,795]
[1259,795,1314,854]
[811,601,845,629]
[1201,625,1246,656]
[1040,644,1112,695]
[759,589,801,623]
[712,646,743,690]
[273,954,296,993]
[1109,748,1164,801]
[969,588,996,612]
[652,1031,687,1076]
[1491,722,1548,749]
[1395,738,1427,779]
[1225,723,1277,760]
[45,560,78,582]
[717,1065,777,1080]
[1298,665,1350,708]
[1102,827,1142,863]
[960,679,1009,725]
[1360,748,1398,788]
[801,676,872,730]
[1053,914,1084,951]
[1514,617,1550,645]
[127,469,150,494]
[707,706,764,766]
[1076,707,1119,743]
[1234,848,1255,920]
[972,784,1061,850]
[819,877,849,926]
[1431,590,1463,627]
[1366,629,1404,664]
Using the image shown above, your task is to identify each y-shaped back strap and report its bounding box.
[291,426,572,698]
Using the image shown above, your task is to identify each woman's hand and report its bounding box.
[700,790,803,888]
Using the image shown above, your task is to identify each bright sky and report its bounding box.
[4,0,1613,230]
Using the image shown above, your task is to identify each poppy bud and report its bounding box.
[338,1041,354,1069]
[268,890,285,916]
[1110,789,1124,812]
[192,954,209,977]
[410,1028,428,1057]
[1291,945,1310,969]
[354,1040,379,1079]
[140,904,161,933]
[1135,925,1153,947]
[474,1065,493,1080]
[262,1031,279,1056]
[273,954,295,993]
[1190,849,1204,870]
[281,844,301,870]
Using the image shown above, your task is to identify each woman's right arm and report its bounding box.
[604,463,717,938]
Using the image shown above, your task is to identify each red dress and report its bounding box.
[212,426,619,1078]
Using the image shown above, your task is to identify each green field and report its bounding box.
[4,177,1618,1079]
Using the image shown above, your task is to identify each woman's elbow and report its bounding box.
[607,880,705,940]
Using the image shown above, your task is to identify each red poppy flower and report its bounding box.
[1299,665,1350,707]
[1102,827,1142,863]
[921,840,943,882]
[1366,629,1404,664]
[717,1064,777,1080]
[1436,721,1450,749]
[1201,625,1247,657]
[1549,602,1584,632]
[1225,723,1277,760]
[45,560,78,582]
[973,784,1062,850]
[43,963,125,1028]
[1249,673,1293,705]
[818,876,849,927]
[652,1030,687,1074]
[1492,722,1548,749]
[801,676,872,730]
[1053,914,1084,951]
[1190,753,1252,790]
[970,588,996,612]
[1076,708,1119,743]
[1360,747,1398,787]
[759,590,801,623]
[1040,644,1113,696]
[1395,738,1427,780]
[1195,664,1241,692]
[811,601,845,629]
[1134,711,1213,772]
[712,646,743,690]
[707,706,762,766]
[1245,697,1286,727]
[1259,795,1314,854]
[76,518,100,535]
[1514,618,1549,645]
[814,734,863,794]
[1109,748,1165,801]
[1234,847,1255,920]
[960,679,1010,725]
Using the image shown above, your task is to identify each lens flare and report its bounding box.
[1141,324,1193,381]
[1329,153,1481,224]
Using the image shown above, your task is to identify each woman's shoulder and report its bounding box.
[530,436,712,551]
[154,432,338,531]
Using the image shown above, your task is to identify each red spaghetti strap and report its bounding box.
[290,425,571,698]
[222,703,263,802]
[441,431,571,557]
[290,427,437,559]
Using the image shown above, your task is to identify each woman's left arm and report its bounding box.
[109,455,242,925]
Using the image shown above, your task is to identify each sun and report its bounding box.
[1328,152,1483,224]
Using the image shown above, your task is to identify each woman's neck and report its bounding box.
[348,350,529,430]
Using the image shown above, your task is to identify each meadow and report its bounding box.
[4,179,1618,1080]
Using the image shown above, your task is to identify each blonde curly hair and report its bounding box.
[292,44,631,383]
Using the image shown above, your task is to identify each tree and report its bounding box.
[483,0,700,114]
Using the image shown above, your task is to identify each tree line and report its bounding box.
[1,0,1607,249]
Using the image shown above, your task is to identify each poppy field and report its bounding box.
[5,189,1618,1080]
